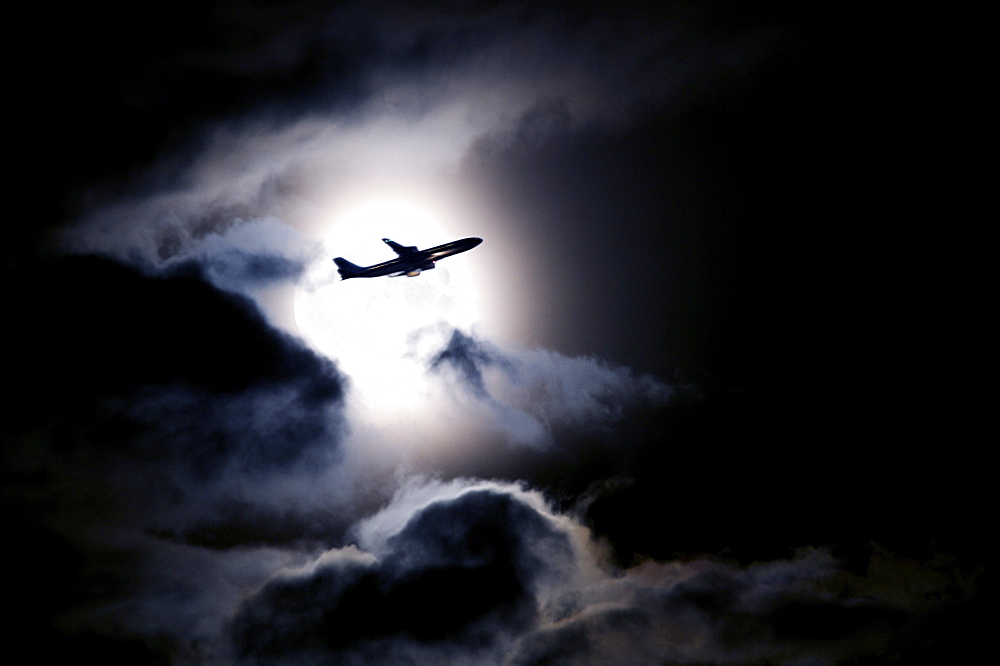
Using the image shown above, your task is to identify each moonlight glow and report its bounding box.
[294,200,484,414]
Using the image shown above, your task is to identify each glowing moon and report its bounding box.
[293,200,483,411]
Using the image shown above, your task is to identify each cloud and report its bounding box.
[3,252,983,662]
[4,255,348,539]
[230,480,576,662]
[427,329,672,448]
[223,478,969,665]
[510,551,910,665]
[180,216,319,292]
[7,255,338,398]
[55,1,777,274]
[2,255,676,660]
[7,255,978,663]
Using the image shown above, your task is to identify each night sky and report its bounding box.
[6,2,987,663]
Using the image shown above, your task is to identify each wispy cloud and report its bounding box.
[429,329,672,447]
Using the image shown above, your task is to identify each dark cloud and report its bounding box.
[231,487,573,662]
[412,327,988,573]
[201,250,304,285]
[4,254,349,657]
[430,328,508,396]
[4,258,348,526]
[227,482,983,665]
[5,255,342,435]
[510,555,916,665]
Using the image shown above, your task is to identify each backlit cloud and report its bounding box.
[225,478,953,665]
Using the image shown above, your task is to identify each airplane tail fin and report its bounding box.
[333,257,363,280]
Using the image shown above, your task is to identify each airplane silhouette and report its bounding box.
[334,237,483,279]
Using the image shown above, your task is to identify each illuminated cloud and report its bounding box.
[224,478,950,665]
[428,329,672,448]
[231,480,577,662]
[56,0,774,346]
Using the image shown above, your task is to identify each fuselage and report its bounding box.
[334,237,482,279]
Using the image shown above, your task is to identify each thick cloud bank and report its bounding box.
[226,479,970,665]
[232,482,573,663]
[5,258,345,493]
[1,256,675,661]
[3,255,987,662]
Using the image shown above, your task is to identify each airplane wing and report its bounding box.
[383,238,419,257]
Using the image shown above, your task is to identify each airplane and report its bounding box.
[334,237,483,279]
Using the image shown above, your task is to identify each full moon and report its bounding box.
[294,200,484,412]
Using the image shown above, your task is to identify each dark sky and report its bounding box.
[6,2,986,663]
